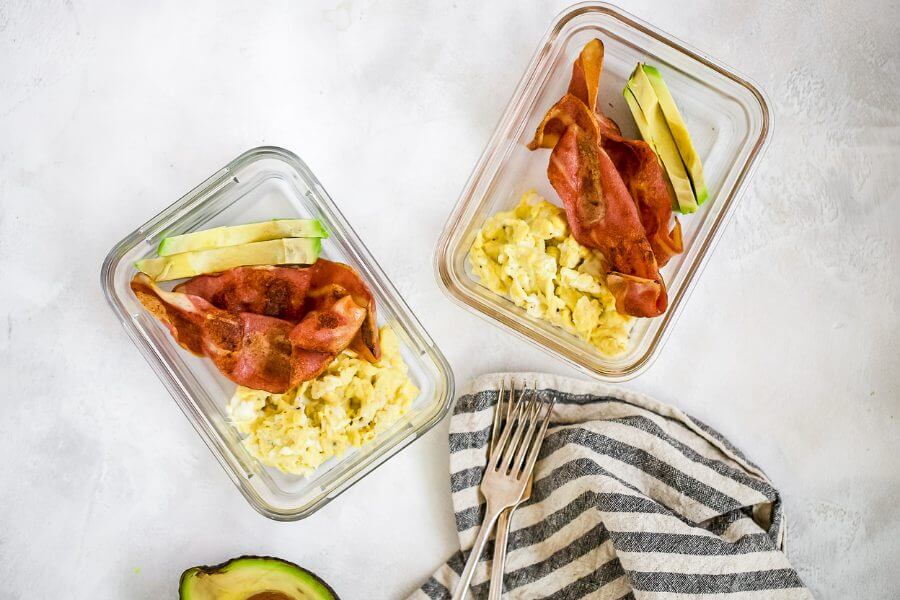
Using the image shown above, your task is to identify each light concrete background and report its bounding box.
[1,1,897,598]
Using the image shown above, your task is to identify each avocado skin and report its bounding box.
[179,555,339,600]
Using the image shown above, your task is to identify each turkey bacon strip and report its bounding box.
[529,92,667,316]
[567,37,683,265]
[132,273,298,393]
[547,125,667,317]
[132,267,371,392]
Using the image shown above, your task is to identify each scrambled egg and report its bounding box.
[227,326,418,475]
[468,191,633,356]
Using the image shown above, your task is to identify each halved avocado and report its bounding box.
[158,219,328,256]
[135,237,321,282]
[179,556,339,600]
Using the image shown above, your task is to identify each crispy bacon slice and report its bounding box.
[528,93,599,151]
[289,348,336,386]
[132,274,296,392]
[135,254,382,390]
[569,38,682,266]
[231,312,296,392]
[285,295,367,385]
[606,273,668,319]
[290,295,367,355]
[567,38,622,138]
[548,126,667,317]
[601,137,683,265]
[307,259,380,361]
[174,265,312,320]
[567,38,603,112]
[132,270,370,392]
[174,259,382,362]
[528,93,681,265]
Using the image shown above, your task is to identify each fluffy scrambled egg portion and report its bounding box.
[227,326,418,475]
[469,191,633,356]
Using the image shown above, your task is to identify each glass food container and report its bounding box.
[435,2,772,381]
[102,146,454,520]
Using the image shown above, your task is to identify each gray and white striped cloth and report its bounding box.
[409,373,812,600]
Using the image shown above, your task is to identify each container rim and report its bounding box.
[433,1,772,382]
[102,145,455,520]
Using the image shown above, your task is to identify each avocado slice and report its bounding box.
[624,65,698,214]
[641,65,708,204]
[159,219,328,256]
[179,555,339,600]
[136,237,321,281]
[621,86,654,150]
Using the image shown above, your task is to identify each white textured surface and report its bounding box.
[1,1,897,598]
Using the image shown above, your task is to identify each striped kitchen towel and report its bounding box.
[409,373,812,600]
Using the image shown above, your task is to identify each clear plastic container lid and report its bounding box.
[102,146,454,520]
[435,2,772,381]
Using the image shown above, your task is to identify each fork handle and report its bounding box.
[488,506,514,600]
[451,505,502,600]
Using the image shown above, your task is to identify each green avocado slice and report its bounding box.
[622,86,654,151]
[135,237,321,282]
[641,64,709,205]
[625,64,698,214]
[158,219,328,256]
[179,555,339,600]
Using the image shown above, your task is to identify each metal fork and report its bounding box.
[488,381,535,600]
[451,380,554,600]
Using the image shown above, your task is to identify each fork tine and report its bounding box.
[510,387,542,475]
[499,384,539,474]
[499,380,513,448]
[487,382,526,471]
[524,381,540,421]
[517,396,555,479]
[504,385,537,470]
[490,378,505,456]
[498,405,526,474]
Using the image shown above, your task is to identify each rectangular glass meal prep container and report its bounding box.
[102,146,454,520]
[435,2,771,381]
